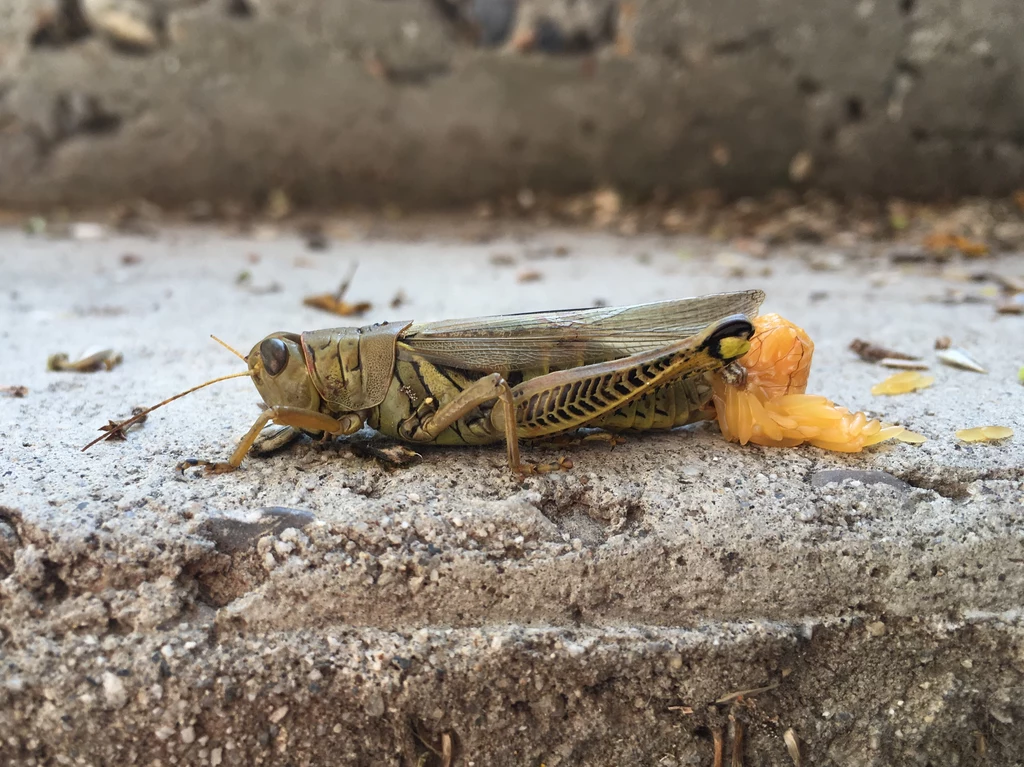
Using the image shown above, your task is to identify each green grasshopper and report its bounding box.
[83,290,765,475]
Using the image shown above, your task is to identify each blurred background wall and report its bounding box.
[1,0,1022,211]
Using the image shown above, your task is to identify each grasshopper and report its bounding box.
[83,290,765,475]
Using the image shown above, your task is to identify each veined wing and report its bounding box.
[398,289,765,373]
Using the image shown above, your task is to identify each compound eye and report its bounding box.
[260,338,290,377]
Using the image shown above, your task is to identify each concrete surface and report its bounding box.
[1,222,1023,766]
[2,0,1024,211]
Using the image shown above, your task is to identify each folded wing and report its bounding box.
[399,289,766,373]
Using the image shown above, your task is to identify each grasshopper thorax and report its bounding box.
[247,332,323,412]
[298,321,412,411]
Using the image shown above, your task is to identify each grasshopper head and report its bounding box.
[247,332,322,411]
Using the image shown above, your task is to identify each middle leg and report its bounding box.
[397,372,523,472]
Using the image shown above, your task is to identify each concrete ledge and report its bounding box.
[4,618,1023,765]
[1,226,1022,764]
[2,0,1024,209]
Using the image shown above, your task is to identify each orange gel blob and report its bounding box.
[871,371,935,396]
[711,314,924,451]
[955,426,1013,443]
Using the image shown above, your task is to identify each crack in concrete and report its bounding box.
[895,466,1024,501]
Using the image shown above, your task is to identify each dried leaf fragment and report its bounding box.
[265,188,292,220]
[350,441,422,468]
[304,263,371,317]
[936,348,987,373]
[879,358,930,370]
[1,385,28,398]
[96,407,148,442]
[299,222,328,251]
[871,371,935,395]
[996,294,1024,314]
[489,253,516,267]
[87,2,159,51]
[517,269,543,283]
[440,732,452,767]
[715,683,779,705]
[783,729,803,766]
[850,338,920,363]
[48,349,123,373]
[303,294,371,317]
[668,705,694,714]
[789,150,813,182]
[731,718,745,767]
[924,233,989,258]
[712,727,725,767]
[956,426,1013,443]
[521,457,574,475]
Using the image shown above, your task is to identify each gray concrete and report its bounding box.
[2,0,1024,211]
[1,222,1022,765]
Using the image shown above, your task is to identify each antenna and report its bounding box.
[81,370,252,452]
[210,334,247,361]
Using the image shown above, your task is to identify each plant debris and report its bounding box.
[1,385,28,398]
[303,263,372,317]
[849,339,920,364]
[934,336,952,350]
[871,371,935,395]
[715,683,779,705]
[265,188,292,220]
[97,407,148,441]
[299,221,329,250]
[411,723,453,767]
[47,349,123,373]
[235,269,282,294]
[956,426,1013,443]
[516,269,543,283]
[879,358,930,370]
[731,718,746,767]
[996,294,1024,314]
[936,347,987,373]
[784,729,803,766]
[521,457,574,475]
[980,272,1024,294]
[350,441,422,468]
[923,232,989,258]
[489,253,516,267]
[712,727,725,767]
[120,253,142,266]
[390,290,408,309]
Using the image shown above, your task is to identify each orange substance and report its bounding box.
[711,314,921,452]
[871,370,935,395]
[956,426,1013,443]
